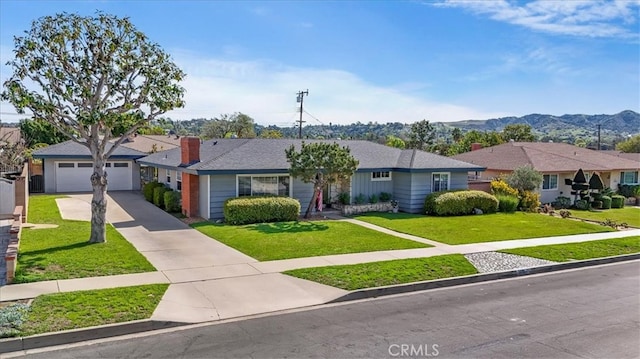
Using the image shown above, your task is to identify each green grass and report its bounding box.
[284,254,478,290]
[354,212,614,245]
[191,220,430,261]
[501,236,640,262]
[15,195,156,283]
[18,284,168,337]
[569,207,640,227]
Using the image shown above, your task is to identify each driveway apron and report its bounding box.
[63,192,347,323]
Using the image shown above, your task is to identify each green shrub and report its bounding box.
[143,181,163,202]
[164,191,182,213]
[337,192,350,205]
[354,193,366,205]
[369,194,379,204]
[575,199,590,210]
[153,186,169,208]
[427,190,498,216]
[592,200,603,209]
[600,195,612,209]
[424,190,462,215]
[553,196,572,209]
[224,196,300,225]
[519,191,540,212]
[490,178,519,197]
[611,195,625,208]
[618,184,640,198]
[496,195,519,213]
[379,192,391,202]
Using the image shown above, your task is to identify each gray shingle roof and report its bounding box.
[33,140,146,158]
[137,139,484,173]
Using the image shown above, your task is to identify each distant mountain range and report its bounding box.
[444,110,639,136]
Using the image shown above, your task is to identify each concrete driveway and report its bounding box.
[56,192,347,323]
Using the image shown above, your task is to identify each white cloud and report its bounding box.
[435,0,640,38]
[165,51,509,125]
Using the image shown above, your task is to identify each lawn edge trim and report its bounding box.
[327,252,640,303]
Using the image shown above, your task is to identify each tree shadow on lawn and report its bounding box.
[17,240,94,258]
[247,221,329,234]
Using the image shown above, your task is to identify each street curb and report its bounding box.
[328,253,640,303]
[1,254,638,354]
[0,319,184,354]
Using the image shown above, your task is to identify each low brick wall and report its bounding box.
[4,206,23,284]
[333,202,394,216]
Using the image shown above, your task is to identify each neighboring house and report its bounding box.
[137,138,485,219]
[114,134,182,153]
[453,142,640,204]
[0,127,21,146]
[31,141,146,192]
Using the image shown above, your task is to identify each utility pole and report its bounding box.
[597,124,601,150]
[296,89,308,139]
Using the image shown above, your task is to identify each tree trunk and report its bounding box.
[89,157,108,243]
[304,186,319,219]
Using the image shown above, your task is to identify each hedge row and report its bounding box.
[142,181,181,213]
[224,196,301,225]
[424,190,498,216]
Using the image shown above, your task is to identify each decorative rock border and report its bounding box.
[331,202,394,216]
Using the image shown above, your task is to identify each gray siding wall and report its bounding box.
[292,178,314,212]
[351,172,394,201]
[392,172,412,212]
[209,174,236,219]
[450,172,468,190]
[407,172,431,213]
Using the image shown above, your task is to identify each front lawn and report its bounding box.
[284,254,478,290]
[501,236,640,262]
[16,284,168,337]
[354,212,613,245]
[191,220,430,261]
[569,207,640,227]
[15,195,155,283]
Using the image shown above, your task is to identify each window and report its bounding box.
[237,175,291,197]
[432,173,449,192]
[542,174,558,190]
[77,163,92,168]
[113,163,129,168]
[58,163,74,168]
[621,171,639,184]
[371,171,391,181]
[105,163,112,168]
[166,170,171,183]
[176,171,182,191]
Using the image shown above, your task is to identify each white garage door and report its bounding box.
[55,161,133,192]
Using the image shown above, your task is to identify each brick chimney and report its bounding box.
[471,143,483,151]
[180,137,200,218]
[180,137,200,166]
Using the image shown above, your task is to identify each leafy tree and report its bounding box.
[385,135,405,149]
[202,112,256,139]
[285,142,358,218]
[19,118,68,146]
[2,13,185,243]
[505,165,543,192]
[616,135,640,153]
[407,119,435,150]
[501,124,536,142]
[447,130,505,155]
[451,127,463,142]
[0,123,27,172]
[137,125,166,135]
[258,129,283,139]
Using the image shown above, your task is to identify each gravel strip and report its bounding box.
[464,251,557,273]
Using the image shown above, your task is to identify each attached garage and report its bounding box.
[54,161,134,192]
[32,141,146,194]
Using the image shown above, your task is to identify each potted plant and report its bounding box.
[390,199,399,213]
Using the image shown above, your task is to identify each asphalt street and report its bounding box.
[12,261,640,359]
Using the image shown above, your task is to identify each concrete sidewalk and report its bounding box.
[1,192,639,324]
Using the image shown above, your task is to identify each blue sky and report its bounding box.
[1,0,638,126]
